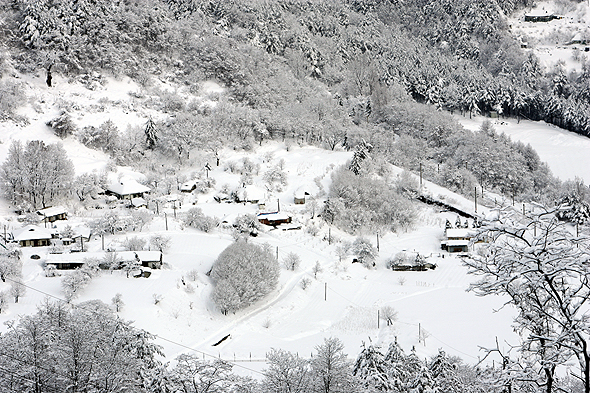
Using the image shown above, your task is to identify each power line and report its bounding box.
[0,275,265,376]
[326,283,487,363]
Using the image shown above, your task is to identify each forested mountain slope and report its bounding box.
[2,0,588,208]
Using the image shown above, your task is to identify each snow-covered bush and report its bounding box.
[300,277,312,290]
[210,240,279,314]
[352,237,378,268]
[123,236,146,251]
[77,120,119,154]
[91,211,128,235]
[0,81,25,120]
[232,214,261,237]
[183,207,218,233]
[61,265,97,302]
[0,246,22,283]
[195,178,216,193]
[386,252,410,270]
[186,269,199,282]
[263,164,288,191]
[47,111,77,139]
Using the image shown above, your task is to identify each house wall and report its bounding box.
[19,239,50,247]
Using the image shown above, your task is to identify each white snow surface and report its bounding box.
[0,65,588,377]
[458,115,590,185]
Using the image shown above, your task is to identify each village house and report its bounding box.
[45,251,104,270]
[524,13,562,23]
[294,188,308,205]
[441,228,476,253]
[567,32,589,46]
[119,250,163,269]
[106,178,150,200]
[180,180,197,193]
[37,206,67,223]
[237,185,266,205]
[257,212,292,226]
[13,225,53,247]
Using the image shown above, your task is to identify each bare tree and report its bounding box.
[464,206,590,393]
[283,252,301,271]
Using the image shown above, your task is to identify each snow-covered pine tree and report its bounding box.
[145,118,158,149]
[429,349,461,392]
[353,342,391,391]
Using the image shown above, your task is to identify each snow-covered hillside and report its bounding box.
[509,0,590,73]
[0,66,587,376]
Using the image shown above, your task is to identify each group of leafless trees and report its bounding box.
[465,206,590,393]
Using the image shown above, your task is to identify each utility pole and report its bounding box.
[165,213,168,231]
[474,187,477,213]
[419,163,423,188]
[376,232,380,252]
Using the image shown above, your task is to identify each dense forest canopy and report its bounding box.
[0,0,588,209]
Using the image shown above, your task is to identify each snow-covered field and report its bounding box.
[458,115,590,185]
[0,67,588,377]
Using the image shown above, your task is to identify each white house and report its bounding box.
[37,206,67,223]
[13,225,53,247]
[441,228,476,253]
[106,178,150,200]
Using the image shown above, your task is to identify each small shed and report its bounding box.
[238,185,266,204]
[294,189,309,205]
[441,228,475,253]
[131,197,147,208]
[568,33,589,45]
[37,206,67,223]
[119,250,163,269]
[106,179,150,200]
[257,212,292,226]
[45,254,85,270]
[180,181,197,193]
[13,225,53,247]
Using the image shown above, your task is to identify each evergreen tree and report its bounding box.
[353,342,391,391]
[145,118,158,150]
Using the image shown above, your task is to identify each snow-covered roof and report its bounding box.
[445,228,475,239]
[107,178,150,196]
[258,212,291,221]
[131,197,147,207]
[243,185,266,201]
[180,181,196,191]
[118,250,161,262]
[46,252,104,264]
[13,225,53,241]
[37,206,67,217]
[446,239,470,247]
[294,187,308,199]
